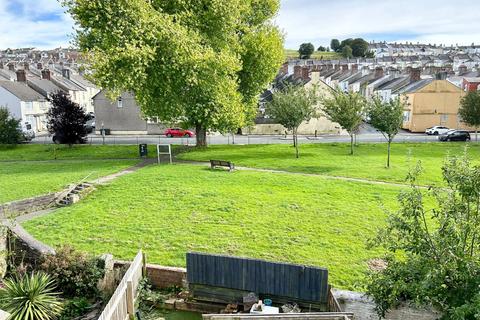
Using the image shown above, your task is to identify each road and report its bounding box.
[32,132,443,145]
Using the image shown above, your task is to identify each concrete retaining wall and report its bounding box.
[0,193,58,216]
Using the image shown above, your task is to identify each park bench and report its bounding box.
[210,160,235,172]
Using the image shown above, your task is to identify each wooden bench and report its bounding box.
[210,160,235,172]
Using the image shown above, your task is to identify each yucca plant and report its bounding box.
[0,273,63,320]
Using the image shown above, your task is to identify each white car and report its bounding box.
[426,126,450,135]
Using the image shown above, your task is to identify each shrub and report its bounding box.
[59,297,93,320]
[0,272,63,320]
[40,246,105,298]
[0,107,22,145]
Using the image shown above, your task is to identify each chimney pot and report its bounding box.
[410,67,421,82]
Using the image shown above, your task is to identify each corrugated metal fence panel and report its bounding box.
[187,253,329,303]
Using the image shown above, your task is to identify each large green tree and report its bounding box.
[458,91,480,141]
[266,84,319,158]
[64,0,284,146]
[298,43,315,59]
[322,90,366,155]
[368,97,405,168]
[330,39,340,52]
[368,155,480,319]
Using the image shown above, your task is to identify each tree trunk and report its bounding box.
[350,134,354,155]
[293,131,296,147]
[294,129,299,159]
[195,124,207,147]
[387,140,391,168]
[476,129,478,142]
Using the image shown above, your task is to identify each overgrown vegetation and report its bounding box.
[458,91,480,141]
[40,246,105,298]
[367,154,480,319]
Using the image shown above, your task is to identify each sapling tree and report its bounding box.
[367,97,405,168]
[322,90,366,155]
[47,92,89,146]
[458,91,480,141]
[266,84,319,158]
[367,154,480,319]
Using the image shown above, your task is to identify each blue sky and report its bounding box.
[0,0,479,49]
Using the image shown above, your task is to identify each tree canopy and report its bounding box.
[322,90,366,155]
[341,45,353,58]
[47,92,89,146]
[368,97,405,168]
[459,91,480,140]
[298,43,315,59]
[0,107,22,145]
[330,39,340,52]
[64,0,284,146]
[331,38,371,57]
[266,84,319,158]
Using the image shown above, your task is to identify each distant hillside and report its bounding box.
[284,49,341,60]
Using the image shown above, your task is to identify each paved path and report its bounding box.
[176,160,421,189]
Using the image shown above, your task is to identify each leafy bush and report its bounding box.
[59,297,93,320]
[367,154,480,319]
[0,272,63,320]
[0,107,22,145]
[40,246,105,298]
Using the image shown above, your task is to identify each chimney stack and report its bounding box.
[409,67,421,82]
[351,64,358,72]
[341,64,348,71]
[293,66,302,79]
[37,63,43,70]
[23,62,29,71]
[41,69,51,80]
[280,62,288,75]
[374,67,384,79]
[8,63,15,71]
[301,67,310,80]
[16,69,26,82]
[0,62,3,69]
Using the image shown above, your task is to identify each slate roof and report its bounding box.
[28,77,64,96]
[396,78,434,94]
[0,81,46,101]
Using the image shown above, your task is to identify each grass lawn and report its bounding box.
[177,143,480,185]
[285,49,341,60]
[23,164,403,291]
[0,160,138,203]
[0,144,156,161]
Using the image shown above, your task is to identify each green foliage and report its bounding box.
[0,107,22,145]
[317,46,327,52]
[64,0,284,146]
[368,97,405,167]
[266,84,319,157]
[330,39,340,52]
[350,38,370,57]
[47,92,89,145]
[138,278,165,308]
[298,43,315,59]
[367,155,480,319]
[341,45,353,58]
[459,91,480,140]
[322,90,366,154]
[59,297,92,320]
[0,273,63,320]
[40,246,105,299]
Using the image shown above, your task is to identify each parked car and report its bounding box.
[164,128,195,137]
[18,122,35,142]
[86,120,95,133]
[426,126,450,135]
[438,130,471,142]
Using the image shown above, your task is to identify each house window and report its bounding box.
[24,102,33,111]
[403,111,411,122]
[117,97,123,108]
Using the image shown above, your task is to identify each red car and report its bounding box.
[164,128,195,137]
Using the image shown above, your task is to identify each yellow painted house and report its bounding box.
[401,79,470,132]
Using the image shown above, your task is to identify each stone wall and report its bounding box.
[114,260,187,289]
[0,193,58,216]
[333,290,441,320]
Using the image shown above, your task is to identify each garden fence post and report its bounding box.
[142,252,147,277]
[126,280,134,318]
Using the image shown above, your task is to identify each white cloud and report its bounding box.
[277,0,480,48]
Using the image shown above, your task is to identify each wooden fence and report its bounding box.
[98,251,145,320]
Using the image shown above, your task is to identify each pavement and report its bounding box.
[32,131,442,145]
